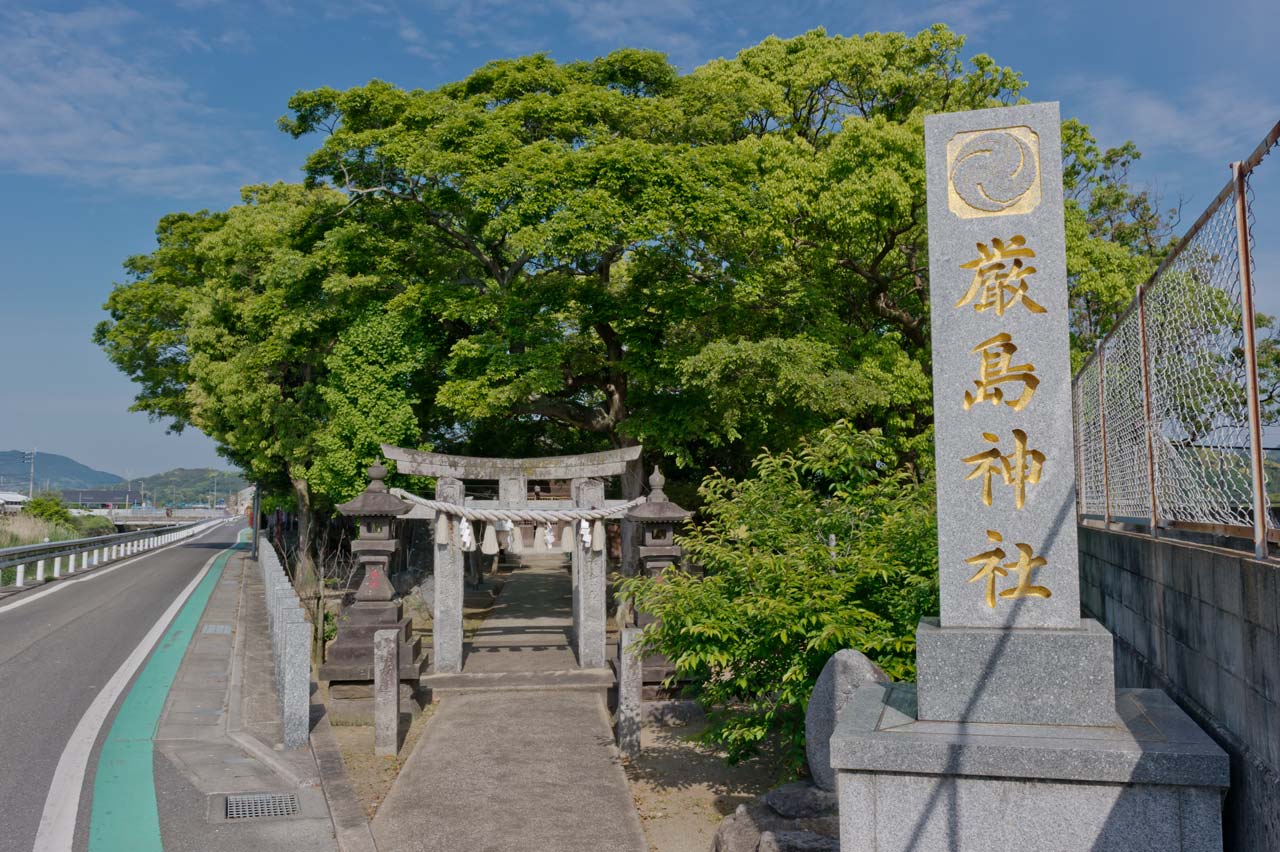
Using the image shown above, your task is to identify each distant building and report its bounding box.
[0,491,28,514]
[62,489,138,510]
[232,485,255,512]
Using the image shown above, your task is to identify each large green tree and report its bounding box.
[279,27,1024,482]
[98,25,1170,562]
[97,183,435,577]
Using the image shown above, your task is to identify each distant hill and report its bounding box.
[0,451,244,506]
[132,467,248,507]
[0,450,122,492]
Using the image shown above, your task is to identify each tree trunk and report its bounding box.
[615,436,645,500]
[289,472,322,662]
[290,474,318,586]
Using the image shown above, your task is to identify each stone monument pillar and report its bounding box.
[321,464,425,724]
[829,103,1229,852]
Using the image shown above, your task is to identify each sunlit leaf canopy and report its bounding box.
[98,25,1168,538]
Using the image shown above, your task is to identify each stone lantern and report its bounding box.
[320,464,424,723]
[626,468,691,578]
[622,467,692,698]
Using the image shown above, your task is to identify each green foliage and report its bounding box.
[1061,119,1178,367]
[279,26,1022,480]
[97,27,1166,570]
[24,492,73,527]
[619,423,937,773]
[70,514,117,537]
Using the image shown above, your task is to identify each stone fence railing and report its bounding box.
[257,534,311,749]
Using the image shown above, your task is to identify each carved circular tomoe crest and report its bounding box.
[946,126,1042,218]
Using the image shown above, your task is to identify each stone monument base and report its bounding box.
[915,616,1116,726]
[831,683,1228,852]
[320,600,426,725]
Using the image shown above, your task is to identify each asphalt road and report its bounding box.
[0,523,243,852]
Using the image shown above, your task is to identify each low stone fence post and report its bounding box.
[374,629,401,756]
[616,626,643,759]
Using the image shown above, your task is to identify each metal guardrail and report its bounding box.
[1073,119,1280,559]
[0,519,229,589]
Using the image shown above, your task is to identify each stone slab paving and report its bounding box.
[375,554,643,852]
[462,555,580,673]
[370,689,646,852]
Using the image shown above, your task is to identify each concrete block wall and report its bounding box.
[1079,526,1280,850]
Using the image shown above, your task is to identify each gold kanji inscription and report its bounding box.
[956,236,1046,316]
[962,429,1045,509]
[964,333,1039,411]
[965,530,1052,609]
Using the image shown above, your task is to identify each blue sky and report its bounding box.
[0,0,1276,478]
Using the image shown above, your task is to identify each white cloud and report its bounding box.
[215,27,253,51]
[872,0,1011,39]
[404,0,711,67]
[1057,72,1280,164]
[0,5,267,197]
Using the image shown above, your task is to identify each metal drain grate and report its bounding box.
[202,624,232,635]
[225,793,299,820]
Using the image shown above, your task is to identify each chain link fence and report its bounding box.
[1073,120,1280,558]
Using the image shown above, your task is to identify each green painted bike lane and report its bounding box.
[87,530,249,852]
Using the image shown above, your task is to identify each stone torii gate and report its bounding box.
[380,444,644,675]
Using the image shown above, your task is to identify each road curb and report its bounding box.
[310,698,379,852]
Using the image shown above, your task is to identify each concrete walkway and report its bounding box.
[370,557,645,852]
[153,543,336,851]
[371,690,645,852]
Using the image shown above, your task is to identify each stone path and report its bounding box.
[463,555,580,673]
[370,556,646,852]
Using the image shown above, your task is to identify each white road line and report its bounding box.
[31,543,230,852]
[0,521,231,617]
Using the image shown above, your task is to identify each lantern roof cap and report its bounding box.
[627,467,691,522]
[337,464,411,518]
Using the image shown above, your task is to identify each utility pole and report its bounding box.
[251,484,260,559]
[24,448,36,498]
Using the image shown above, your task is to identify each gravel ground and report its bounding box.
[625,717,786,852]
[331,706,436,819]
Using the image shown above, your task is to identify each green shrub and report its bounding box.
[70,514,117,537]
[24,492,73,527]
[619,422,938,774]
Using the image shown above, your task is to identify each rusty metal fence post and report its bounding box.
[1074,378,1084,521]
[1137,284,1159,534]
[1233,162,1268,560]
[1097,340,1112,527]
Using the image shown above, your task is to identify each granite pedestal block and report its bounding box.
[320,600,425,724]
[830,683,1228,852]
[915,616,1116,726]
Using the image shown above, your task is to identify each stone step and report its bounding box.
[421,667,615,699]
